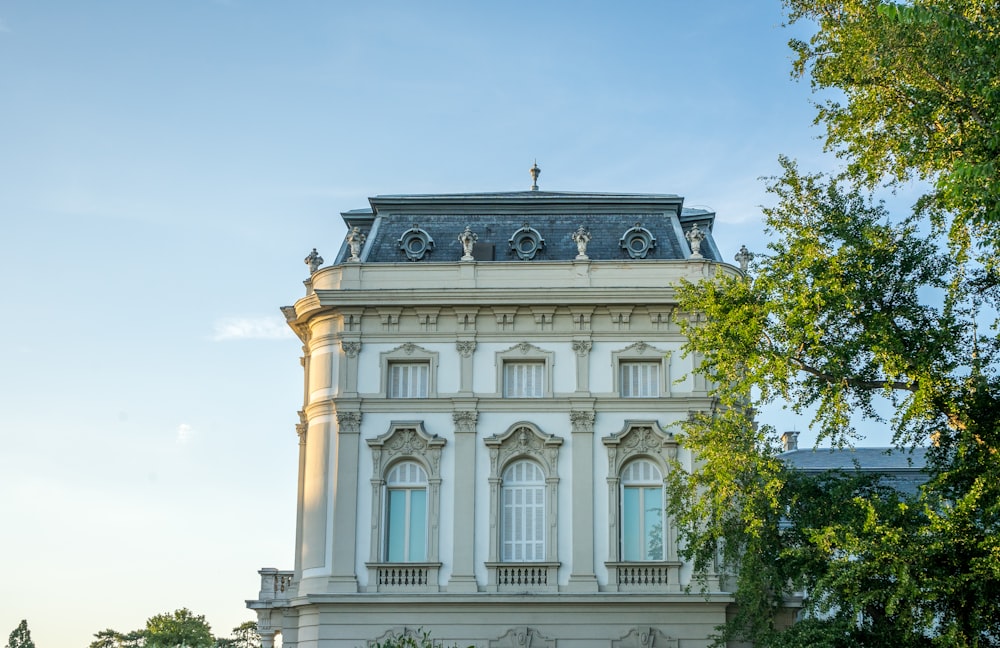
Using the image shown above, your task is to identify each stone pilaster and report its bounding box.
[571,339,592,394]
[566,409,598,591]
[448,409,479,592]
[328,410,361,592]
[456,340,477,395]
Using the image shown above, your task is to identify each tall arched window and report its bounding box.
[620,459,664,561]
[501,460,546,562]
[384,461,428,562]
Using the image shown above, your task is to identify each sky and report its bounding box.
[0,2,872,646]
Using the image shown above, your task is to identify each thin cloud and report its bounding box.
[176,423,194,444]
[212,316,294,341]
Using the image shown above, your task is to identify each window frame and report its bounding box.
[379,343,439,398]
[612,342,670,399]
[495,342,554,398]
[384,461,429,562]
[365,421,445,592]
[620,459,665,562]
[484,422,562,592]
[602,420,678,566]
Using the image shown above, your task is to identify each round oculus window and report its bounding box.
[509,226,545,260]
[619,225,656,259]
[398,227,434,261]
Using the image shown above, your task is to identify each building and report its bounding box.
[779,432,928,497]
[248,169,745,647]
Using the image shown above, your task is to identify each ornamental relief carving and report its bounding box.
[489,627,555,648]
[602,420,677,475]
[341,341,361,358]
[452,410,478,433]
[455,340,477,358]
[336,411,362,434]
[484,423,562,479]
[367,422,445,479]
[570,410,595,433]
[612,627,677,648]
[571,340,592,356]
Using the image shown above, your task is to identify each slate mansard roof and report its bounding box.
[330,190,721,265]
[781,447,929,497]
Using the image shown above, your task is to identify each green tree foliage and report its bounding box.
[5,620,35,648]
[215,621,260,648]
[90,609,220,648]
[144,609,214,648]
[369,629,473,648]
[671,159,1000,646]
[88,629,145,648]
[784,0,1000,256]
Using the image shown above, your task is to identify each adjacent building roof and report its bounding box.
[781,447,929,496]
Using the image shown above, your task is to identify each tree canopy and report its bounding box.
[785,0,1000,258]
[669,2,1000,645]
[5,621,35,648]
[89,610,259,648]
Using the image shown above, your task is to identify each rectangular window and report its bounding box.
[388,362,429,398]
[620,361,660,398]
[504,361,544,398]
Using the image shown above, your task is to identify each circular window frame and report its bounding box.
[398,226,435,261]
[619,224,656,259]
[508,224,545,260]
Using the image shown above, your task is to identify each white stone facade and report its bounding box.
[249,191,740,647]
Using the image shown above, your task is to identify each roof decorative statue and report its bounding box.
[530,160,540,191]
[685,223,705,259]
[734,244,753,272]
[458,225,478,261]
[304,248,323,274]
[571,226,591,260]
[346,227,366,262]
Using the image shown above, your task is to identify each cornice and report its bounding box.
[303,395,713,414]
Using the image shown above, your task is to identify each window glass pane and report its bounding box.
[504,362,544,398]
[623,487,640,561]
[389,363,429,398]
[644,487,663,560]
[387,489,407,562]
[409,489,427,561]
[621,362,659,397]
[501,460,545,561]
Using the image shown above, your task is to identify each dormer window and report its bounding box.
[398,225,434,261]
[509,223,545,260]
[620,223,656,259]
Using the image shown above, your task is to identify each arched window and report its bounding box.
[384,461,428,562]
[501,460,546,562]
[620,459,664,561]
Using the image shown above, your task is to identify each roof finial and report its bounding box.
[530,160,540,191]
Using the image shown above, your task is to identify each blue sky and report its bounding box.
[0,2,845,645]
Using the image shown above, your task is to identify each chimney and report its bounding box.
[781,431,799,452]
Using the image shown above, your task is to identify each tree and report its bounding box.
[667,1,1000,643]
[5,621,35,648]
[89,629,145,648]
[670,159,1000,646]
[144,609,214,648]
[784,0,1000,259]
[215,622,259,648]
[90,608,218,648]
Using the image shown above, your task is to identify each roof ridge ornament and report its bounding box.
[530,160,540,191]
